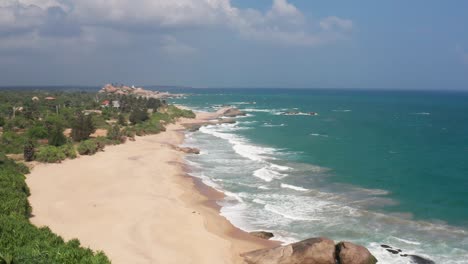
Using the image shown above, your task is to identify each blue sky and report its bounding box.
[0,0,467,89]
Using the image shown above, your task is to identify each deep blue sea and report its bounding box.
[168,88,468,263]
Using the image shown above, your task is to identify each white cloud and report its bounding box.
[267,0,305,25]
[0,0,353,49]
[320,16,353,31]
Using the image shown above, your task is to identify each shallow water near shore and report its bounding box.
[167,88,468,263]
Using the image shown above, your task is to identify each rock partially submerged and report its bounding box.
[174,146,200,154]
[217,107,247,117]
[408,255,435,264]
[379,244,434,264]
[336,242,378,264]
[249,231,274,240]
[242,238,377,264]
[242,237,336,264]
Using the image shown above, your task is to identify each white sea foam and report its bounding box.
[229,101,256,105]
[332,109,352,112]
[238,120,257,125]
[199,124,277,162]
[280,183,309,192]
[274,112,318,116]
[242,108,275,113]
[253,167,286,182]
[270,164,292,171]
[391,236,421,245]
[413,112,431,115]
[310,133,329,137]
[263,123,286,127]
[264,204,320,221]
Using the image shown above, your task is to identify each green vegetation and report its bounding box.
[71,113,96,142]
[166,105,196,119]
[35,146,67,163]
[0,154,110,263]
[129,108,149,124]
[77,139,100,155]
[0,88,196,263]
[23,140,35,162]
[35,143,77,163]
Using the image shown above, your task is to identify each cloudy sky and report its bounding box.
[1,0,468,89]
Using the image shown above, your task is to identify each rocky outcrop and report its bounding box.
[242,237,336,264]
[175,147,200,154]
[336,242,377,264]
[217,107,246,117]
[183,123,203,132]
[249,231,274,240]
[242,238,378,264]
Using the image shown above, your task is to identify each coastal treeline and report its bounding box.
[0,89,194,162]
[0,88,195,263]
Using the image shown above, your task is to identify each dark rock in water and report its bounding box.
[217,118,237,124]
[337,241,378,264]
[182,123,202,132]
[380,244,392,249]
[221,108,246,117]
[401,254,408,257]
[409,255,435,264]
[242,237,336,264]
[249,231,274,240]
[386,249,400,254]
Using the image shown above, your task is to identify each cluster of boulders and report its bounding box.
[242,237,377,264]
[380,244,434,264]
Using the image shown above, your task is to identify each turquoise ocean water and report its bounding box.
[167,88,468,263]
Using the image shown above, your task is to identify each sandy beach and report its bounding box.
[26,113,276,264]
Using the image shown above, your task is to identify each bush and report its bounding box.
[95,136,120,147]
[61,143,77,159]
[23,140,35,162]
[0,131,27,154]
[71,113,95,142]
[129,108,149,124]
[0,155,31,217]
[26,124,48,140]
[106,124,121,141]
[35,146,66,163]
[122,127,136,139]
[117,114,127,126]
[77,139,103,155]
[0,116,5,127]
[48,126,67,147]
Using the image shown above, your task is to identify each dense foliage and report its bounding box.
[0,154,110,263]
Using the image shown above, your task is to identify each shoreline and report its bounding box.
[26,112,277,264]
